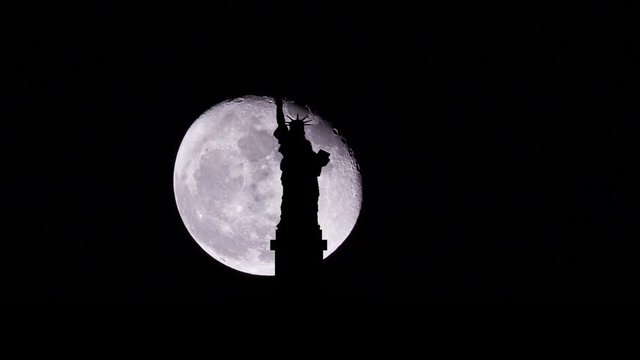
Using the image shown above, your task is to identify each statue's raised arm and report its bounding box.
[275,97,286,127]
[274,97,289,143]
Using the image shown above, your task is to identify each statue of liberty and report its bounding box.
[270,97,330,288]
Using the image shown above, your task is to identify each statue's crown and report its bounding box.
[286,113,312,127]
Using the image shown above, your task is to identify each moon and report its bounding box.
[173,96,362,276]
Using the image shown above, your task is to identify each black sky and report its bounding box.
[3,2,638,310]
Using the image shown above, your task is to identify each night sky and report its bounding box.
[3,2,638,310]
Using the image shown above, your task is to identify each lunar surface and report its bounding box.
[173,96,362,276]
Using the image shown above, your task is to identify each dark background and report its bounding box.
[2,2,638,310]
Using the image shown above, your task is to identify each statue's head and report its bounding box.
[286,114,311,137]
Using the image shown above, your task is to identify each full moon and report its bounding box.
[173,96,362,276]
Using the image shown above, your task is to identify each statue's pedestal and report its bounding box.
[270,224,326,292]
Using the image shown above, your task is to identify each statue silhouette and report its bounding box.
[270,97,330,292]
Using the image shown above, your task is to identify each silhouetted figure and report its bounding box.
[270,97,330,293]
